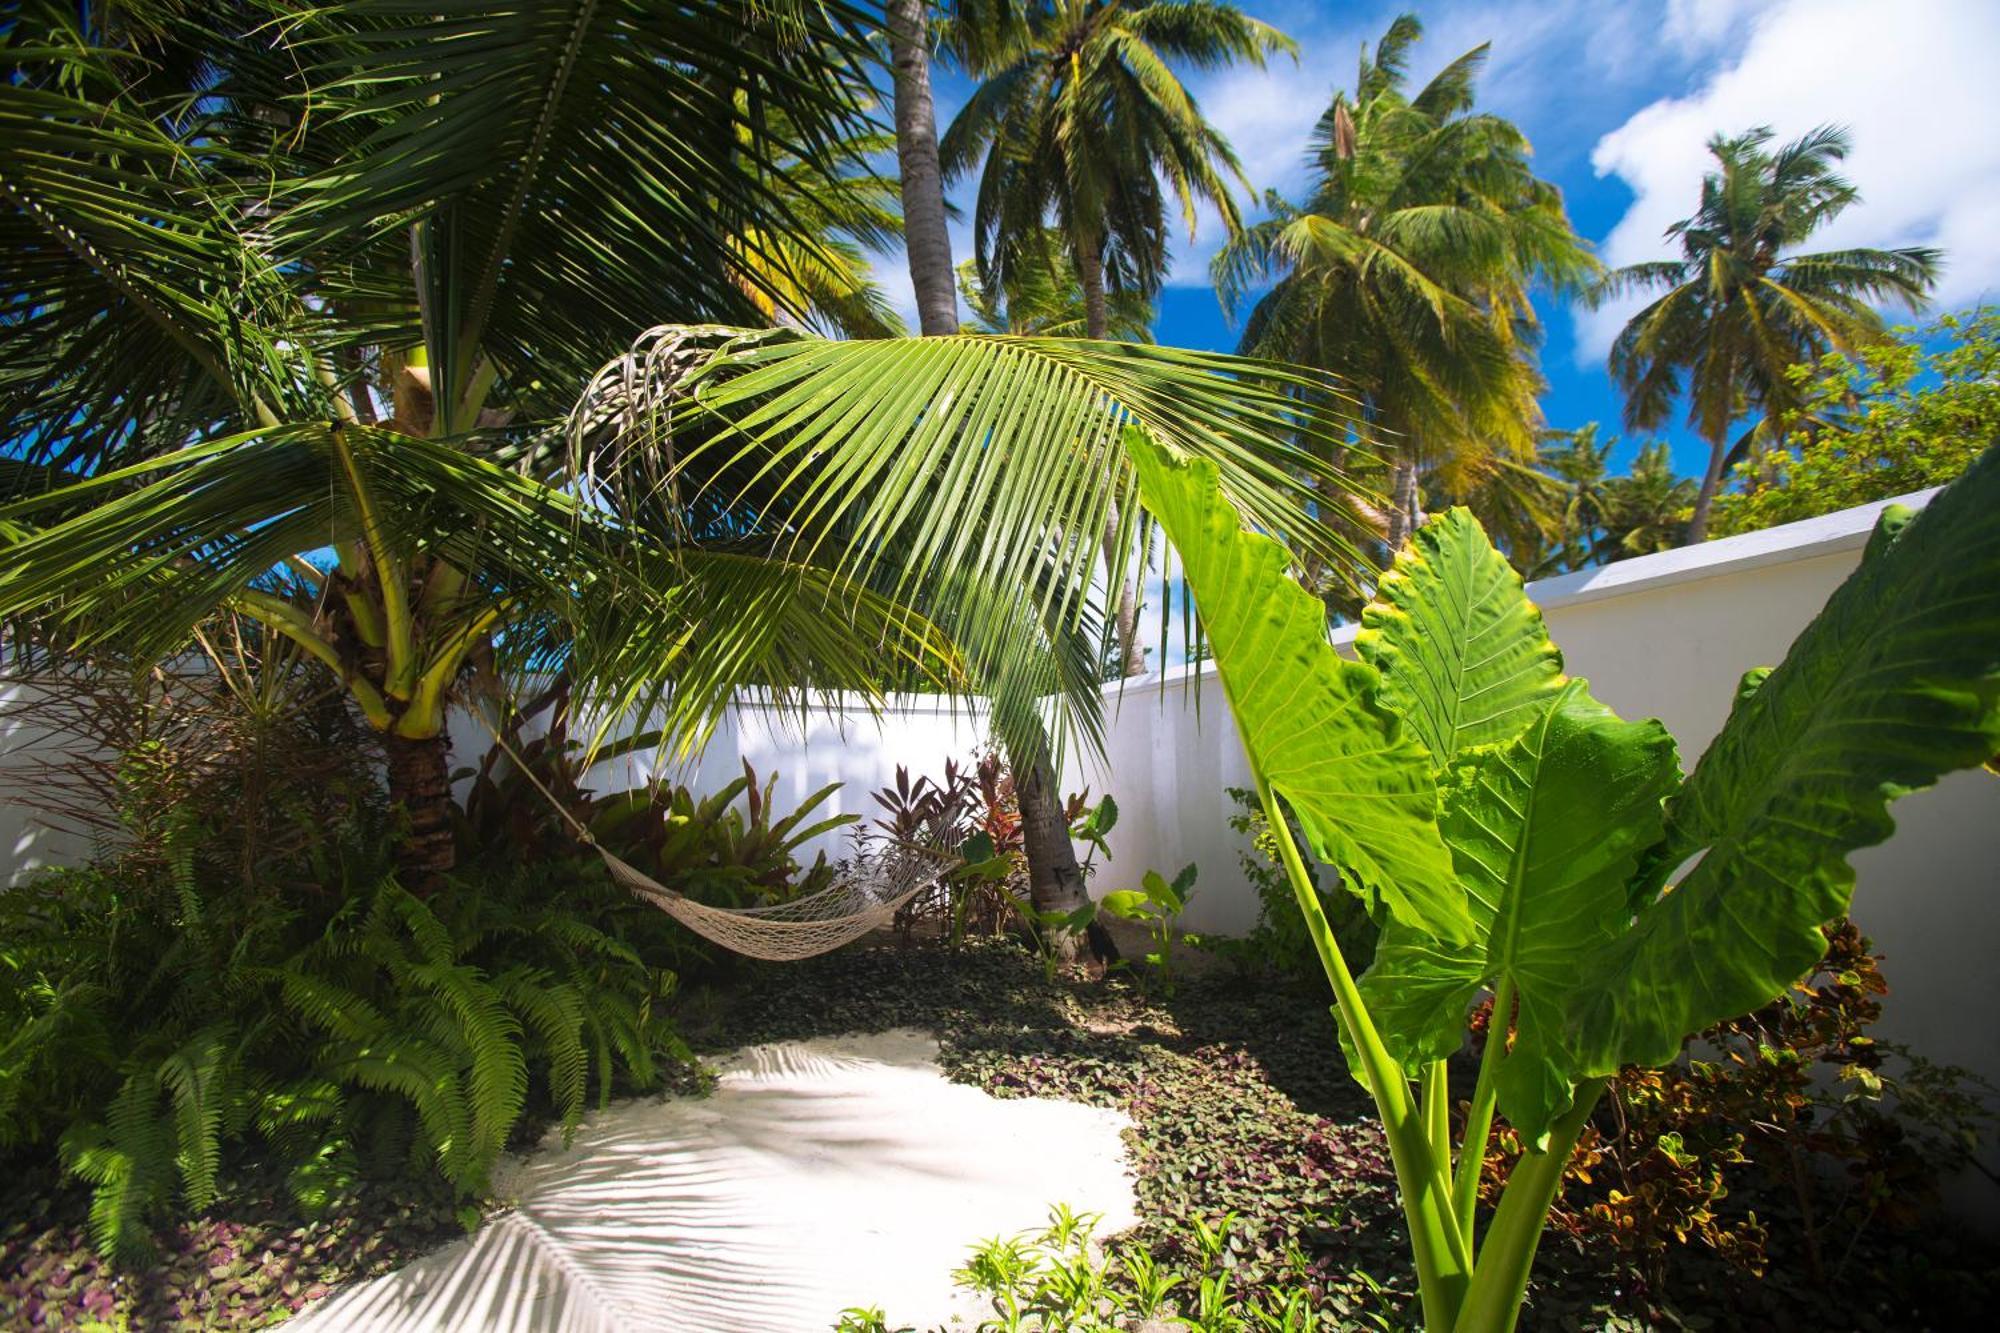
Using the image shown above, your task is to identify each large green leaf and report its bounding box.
[1570,446,2000,1076]
[1355,507,1566,768]
[1358,681,1680,1140]
[1129,435,1467,943]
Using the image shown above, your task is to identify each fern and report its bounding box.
[6,852,694,1262]
[157,1027,239,1212]
[499,967,590,1136]
[61,1068,177,1262]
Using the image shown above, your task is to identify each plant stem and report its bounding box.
[1453,1078,1605,1333]
[1254,773,1472,1328]
[1453,976,1514,1245]
[1425,1060,1451,1163]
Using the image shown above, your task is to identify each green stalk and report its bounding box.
[231,590,392,731]
[325,422,416,700]
[1424,1060,1451,1171]
[1255,773,1472,1329]
[1453,975,1514,1244]
[398,600,511,739]
[1453,1078,1605,1333]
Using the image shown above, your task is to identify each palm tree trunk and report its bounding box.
[1074,229,1146,677]
[886,0,959,336]
[1384,453,1422,554]
[382,730,456,881]
[887,25,1089,946]
[1102,513,1147,677]
[1074,225,1111,343]
[1686,438,1726,544]
[1016,746,1092,955]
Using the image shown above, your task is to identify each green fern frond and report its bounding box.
[278,967,387,1043]
[62,1069,175,1262]
[157,1026,237,1213]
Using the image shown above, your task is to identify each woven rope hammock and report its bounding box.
[470,712,954,961]
[596,842,956,962]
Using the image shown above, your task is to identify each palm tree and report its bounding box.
[1522,424,1616,576]
[1215,14,1597,560]
[941,0,1287,341]
[1595,125,1940,542]
[1600,442,1700,559]
[2,3,919,875]
[940,0,1292,678]
[957,234,1155,341]
[3,4,1362,894]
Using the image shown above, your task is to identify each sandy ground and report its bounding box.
[288,1029,1138,1332]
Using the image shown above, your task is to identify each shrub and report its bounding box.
[1224,788,1376,981]
[456,685,855,910]
[0,853,691,1262]
[1483,919,1999,1296]
[0,665,711,1263]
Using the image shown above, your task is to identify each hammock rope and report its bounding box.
[466,711,955,961]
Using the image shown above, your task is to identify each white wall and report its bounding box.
[440,691,994,867]
[0,678,101,883]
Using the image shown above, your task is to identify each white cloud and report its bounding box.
[1576,0,2000,362]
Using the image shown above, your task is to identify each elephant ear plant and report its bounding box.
[1129,432,2000,1332]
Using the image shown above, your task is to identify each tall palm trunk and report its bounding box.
[1016,743,1093,925]
[1074,229,1146,677]
[887,0,959,337]
[1685,434,1727,544]
[890,13,1088,937]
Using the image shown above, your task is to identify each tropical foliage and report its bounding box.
[1131,431,2000,1330]
[1596,125,1939,540]
[938,0,1293,677]
[0,2,1368,886]
[1510,427,1700,574]
[1710,310,2000,536]
[0,0,950,873]
[940,0,1290,341]
[0,761,693,1264]
[957,237,1155,341]
[1215,15,1597,559]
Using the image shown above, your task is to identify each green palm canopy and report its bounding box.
[1595,125,1940,541]
[1214,14,1597,563]
[1,2,1367,873]
[939,0,1292,341]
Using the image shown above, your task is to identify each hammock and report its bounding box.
[469,712,955,961]
[596,841,956,962]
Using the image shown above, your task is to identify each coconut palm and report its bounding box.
[0,2,942,873]
[939,0,1292,677]
[2,3,1362,888]
[1215,14,1597,560]
[1600,441,1700,559]
[1595,125,1940,541]
[957,238,1155,342]
[940,0,1287,342]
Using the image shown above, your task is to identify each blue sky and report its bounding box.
[876,0,2000,479]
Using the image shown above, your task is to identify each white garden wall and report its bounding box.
[5,490,1997,1141]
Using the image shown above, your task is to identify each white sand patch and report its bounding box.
[289,1029,1137,1332]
